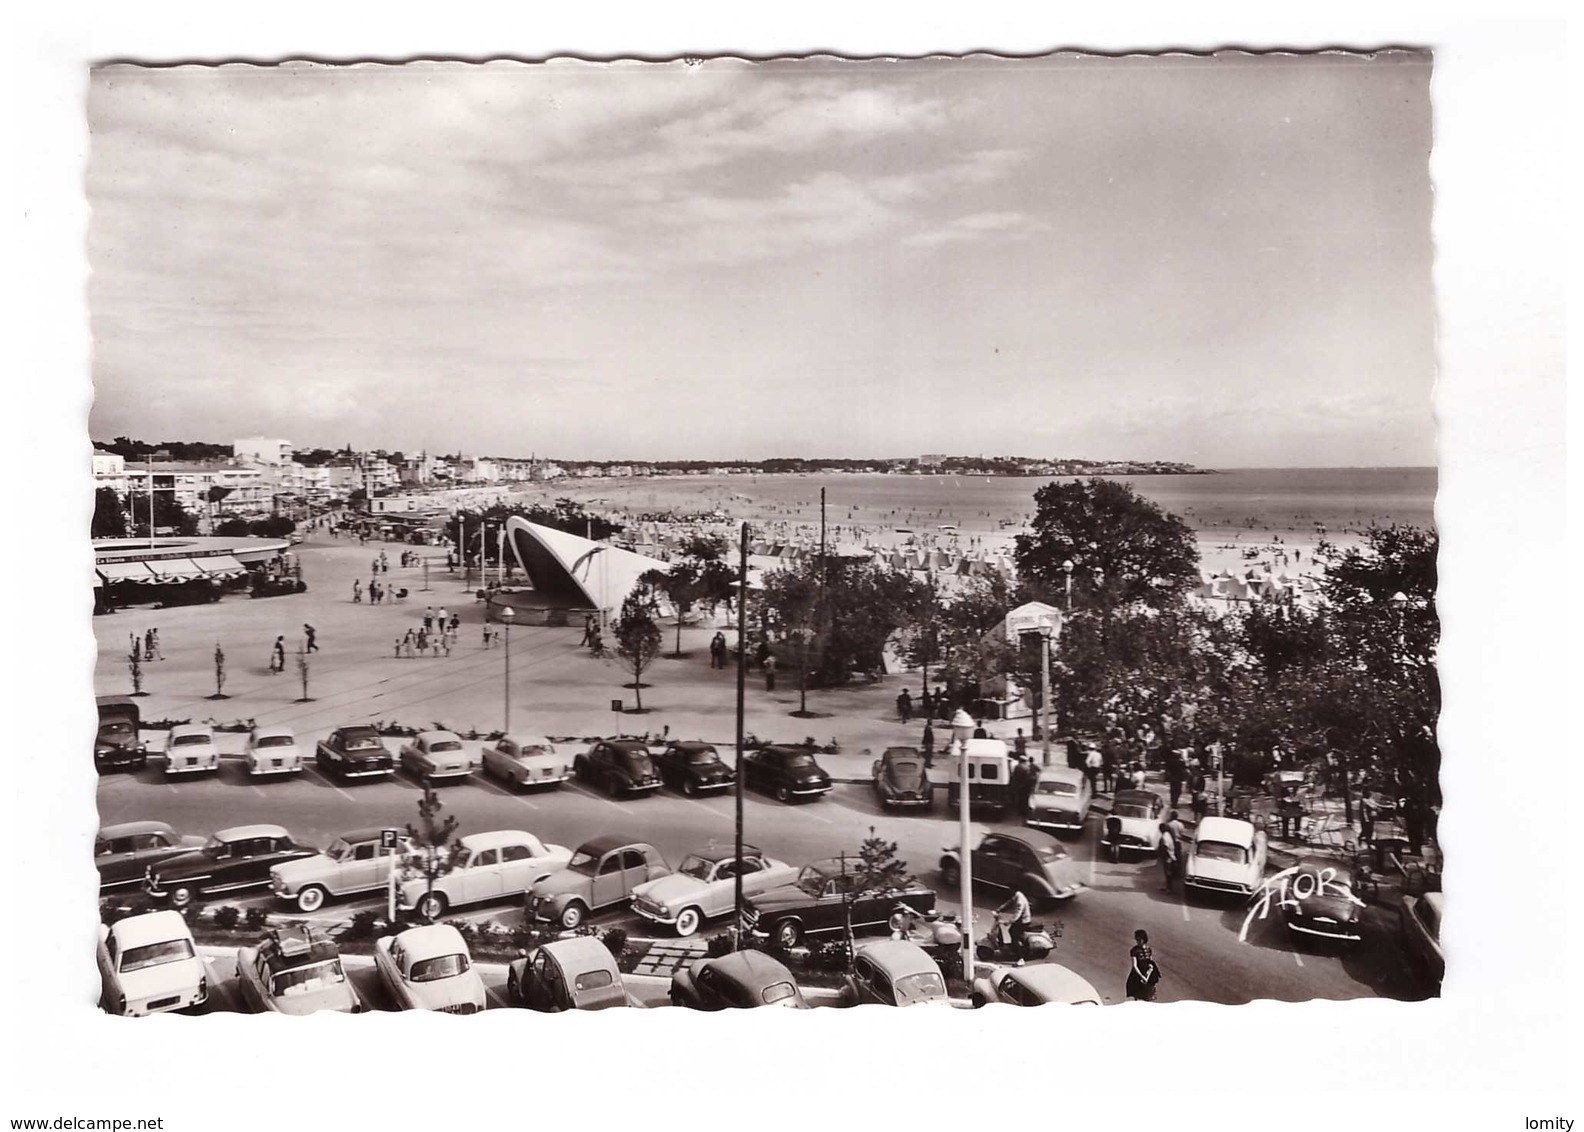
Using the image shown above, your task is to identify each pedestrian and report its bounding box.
[270,635,286,674]
[1191,780,1209,824]
[1165,810,1187,850]
[353,579,363,603]
[763,653,777,692]
[394,636,403,658]
[1126,931,1162,1001]
[580,615,596,648]
[416,629,429,656]
[1158,822,1179,892]
[973,719,989,740]
[441,633,452,658]
[436,607,448,630]
[710,631,727,669]
[303,624,318,653]
[146,628,163,660]
[897,688,913,724]
[1167,752,1186,808]
[921,721,935,766]
[1084,745,1103,793]
[1013,728,1027,762]
[423,607,435,633]
[481,624,494,649]
[371,578,381,604]
[449,613,461,634]
[403,628,416,658]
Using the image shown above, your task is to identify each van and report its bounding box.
[943,738,1013,815]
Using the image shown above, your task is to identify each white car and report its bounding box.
[163,724,220,776]
[271,827,413,913]
[1183,816,1269,897]
[631,845,799,937]
[481,733,571,790]
[246,725,303,776]
[98,910,207,1016]
[970,963,1103,1007]
[397,830,572,921]
[399,730,477,784]
[373,924,486,1014]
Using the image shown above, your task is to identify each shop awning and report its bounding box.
[146,558,209,582]
[196,553,247,578]
[96,560,156,584]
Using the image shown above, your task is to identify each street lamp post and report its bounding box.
[951,708,976,983]
[1062,558,1073,611]
[500,604,515,732]
[1040,627,1053,767]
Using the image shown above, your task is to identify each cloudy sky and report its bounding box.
[87,52,1434,467]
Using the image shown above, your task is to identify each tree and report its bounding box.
[126,490,199,538]
[678,534,737,617]
[294,647,312,703]
[761,565,822,715]
[127,643,144,697]
[611,590,663,712]
[210,645,228,700]
[92,487,128,539]
[642,563,701,657]
[402,786,464,922]
[1014,478,1199,611]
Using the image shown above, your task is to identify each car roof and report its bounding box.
[459,829,539,851]
[670,741,716,752]
[855,939,940,976]
[575,834,646,857]
[99,820,177,839]
[252,725,294,739]
[963,738,1009,757]
[692,844,762,862]
[999,963,1101,1002]
[415,729,461,742]
[215,823,292,842]
[395,923,469,959]
[338,724,381,736]
[1036,766,1086,783]
[708,949,794,985]
[882,746,922,759]
[169,723,212,737]
[539,936,620,972]
[988,828,1058,851]
[1196,816,1256,846]
[1112,789,1158,805]
[111,910,193,946]
[335,827,403,845]
[601,738,651,753]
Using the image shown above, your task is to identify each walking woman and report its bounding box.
[1126,930,1162,1001]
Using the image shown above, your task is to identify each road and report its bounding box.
[99,755,1419,1006]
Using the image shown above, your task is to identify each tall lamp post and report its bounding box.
[951,707,976,982]
[500,604,514,732]
[1062,559,1074,611]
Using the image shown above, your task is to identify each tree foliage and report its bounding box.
[92,487,128,539]
[402,786,465,918]
[126,491,199,538]
[611,590,663,711]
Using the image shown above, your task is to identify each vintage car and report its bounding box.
[525,836,671,929]
[1399,891,1444,988]
[872,746,934,810]
[399,729,478,784]
[741,745,833,803]
[1025,765,1093,837]
[236,926,362,1014]
[98,910,207,1016]
[632,845,800,937]
[373,924,486,1014]
[843,940,952,1008]
[1099,788,1167,859]
[397,829,572,920]
[943,738,1016,815]
[245,724,303,776]
[506,936,634,1012]
[96,821,206,893]
[163,723,220,777]
[95,695,147,773]
[1278,856,1366,946]
[939,830,1087,908]
[271,826,412,913]
[146,823,319,908]
[481,733,571,790]
[744,859,937,950]
[573,739,663,798]
[1183,816,1269,898]
[653,740,734,796]
[969,963,1103,1007]
[669,950,808,1010]
[315,725,395,781]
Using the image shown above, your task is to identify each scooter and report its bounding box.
[890,902,964,977]
[976,913,1055,963]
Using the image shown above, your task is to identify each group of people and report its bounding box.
[896,686,968,725]
[352,577,405,604]
[128,628,162,662]
[393,606,463,659]
[267,624,318,673]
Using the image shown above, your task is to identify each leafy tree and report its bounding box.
[611,590,663,712]
[1014,478,1199,611]
[126,490,199,538]
[678,534,738,617]
[402,786,465,921]
[92,487,128,539]
[761,565,822,714]
[642,563,701,657]
[211,645,228,700]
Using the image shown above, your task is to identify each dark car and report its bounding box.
[742,745,833,803]
[507,936,632,1012]
[96,821,206,892]
[939,830,1087,908]
[653,741,733,796]
[1279,856,1366,947]
[744,859,937,950]
[872,746,933,810]
[95,696,147,773]
[669,951,808,1011]
[316,726,395,781]
[146,824,318,908]
[573,739,662,798]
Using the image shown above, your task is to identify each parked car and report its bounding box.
[872,746,934,810]
[1278,856,1366,946]
[653,740,734,796]
[969,963,1103,1007]
[573,739,663,798]
[316,726,395,781]
[669,951,808,1010]
[397,829,572,920]
[1099,788,1166,860]
[1183,816,1269,898]
[1024,765,1093,837]
[632,845,799,937]
[98,910,207,1016]
[399,730,478,784]
[373,924,486,1014]
[1399,891,1444,988]
[843,940,952,1008]
[506,936,634,1012]
[525,837,671,929]
[270,826,412,913]
[95,821,205,893]
[163,723,220,777]
[146,824,319,908]
[481,733,571,791]
[741,745,833,803]
[939,830,1087,908]
[95,695,147,773]
[744,859,937,950]
[235,926,362,1014]
[245,725,303,777]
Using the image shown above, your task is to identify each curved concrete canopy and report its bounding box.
[504,517,671,614]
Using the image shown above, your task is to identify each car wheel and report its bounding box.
[605,774,623,799]
[773,919,803,949]
[506,970,520,1002]
[418,892,448,921]
[674,907,703,937]
[296,885,328,913]
[775,784,791,803]
[682,778,697,797]
[971,993,988,1009]
[940,859,961,888]
[169,884,197,909]
[573,756,587,779]
[559,901,588,930]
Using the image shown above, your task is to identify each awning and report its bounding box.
[96,560,156,583]
[196,553,247,578]
[146,558,209,582]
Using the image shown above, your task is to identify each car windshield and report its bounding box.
[678,855,715,881]
[1035,843,1069,862]
[256,735,294,748]
[172,734,209,747]
[761,981,797,1005]
[120,938,195,973]
[409,954,469,982]
[1196,841,1248,863]
[324,839,352,861]
[894,971,947,1002]
[566,850,600,874]
[1037,781,1078,796]
[784,753,816,769]
[428,740,462,752]
[203,836,230,856]
[796,868,832,896]
[100,722,135,739]
[1114,803,1154,818]
[621,751,654,772]
[270,959,346,997]
[685,748,720,765]
[515,744,551,758]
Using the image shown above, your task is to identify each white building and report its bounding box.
[233,437,295,466]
